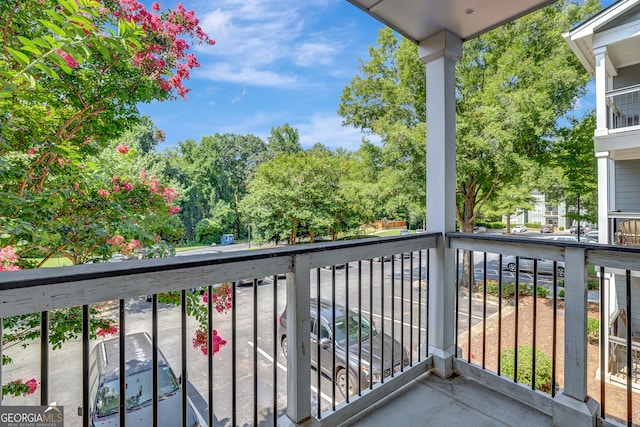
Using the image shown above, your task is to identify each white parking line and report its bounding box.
[247,341,333,404]
[359,309,426,332]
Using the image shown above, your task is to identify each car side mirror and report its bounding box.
[320,337,331,349]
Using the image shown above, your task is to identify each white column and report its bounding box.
[553,248,599,426]
[279,255,311,427]
[418,30,461,378]
[594,47,609,137]
[596,151,610,244]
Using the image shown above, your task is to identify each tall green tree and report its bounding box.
[267,123,302,157]
[243,150,372,244]
[552,113,598,225]
[163,133,267,242]
[339,1,600,233]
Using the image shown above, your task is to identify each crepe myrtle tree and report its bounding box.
[0,0,226,398]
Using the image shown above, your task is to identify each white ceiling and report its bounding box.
[347,0,558,42]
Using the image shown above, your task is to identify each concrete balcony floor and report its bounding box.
[344,373,552,427]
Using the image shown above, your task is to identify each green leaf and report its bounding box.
[38,19,68,38]
[21,45,43,57]
[43,9,67,25]
[68,14,93,28]
[35,62,60,79]
[59,0,79,14]
[6,47,30,66]
[48,53,72,74]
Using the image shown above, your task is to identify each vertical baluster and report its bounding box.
[153,294,159,427]
[272,277,278,427]
[119,300,126,427]
[482,253,487,370]
[380,258,385,383]
[345,263,350,402]
[599,267,605,416]
[514,257,520,383]
[391,257,395,377]
[497,254,503,376]
[455,249,459,354]
[253,279,258,426]
[409,251,414,366]
[232,281,237,427]
[181,289,187,427]
[331,266,336,409]
[369,259,373,390]
[467,252,472,363]
[552,261,558,397]
[40,311,49,406]
[357,261,362,396]
[625,270,632,426]
[532,260,538,390]
[316,268,321,418]
[82,305,90,424]
[425,250,430,358]
[207,286,213,427]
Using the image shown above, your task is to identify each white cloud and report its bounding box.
[296,112,379,151]
[197,64,298,86]
[232,87,248,104]
[294,42,338,67]
[191,0,346,87]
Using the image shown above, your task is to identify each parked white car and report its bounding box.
[511,225,527,234]
[502,255,565,277]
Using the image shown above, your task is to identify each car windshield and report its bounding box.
[331,313,377,346]
[95,365,179,417]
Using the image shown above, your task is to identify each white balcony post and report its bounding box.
[278,255,312,427]
[595,152,610,244]
[553,247,598,426]
[594,47,609,136]
[418,30,461,378]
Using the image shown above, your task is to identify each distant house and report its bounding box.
[565,0,640,390]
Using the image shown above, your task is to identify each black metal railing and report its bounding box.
[449,233,639,427]
[0,233,437,427]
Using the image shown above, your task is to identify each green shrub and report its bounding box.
[558,289,565,298]
[587,318,599,344]
[588,279,599,290]
[558,226,564,231]
[500,346,553,393]
[485,280,530,298]
[535,286,549,298]
[524,222,541,229]
[558,280,565,288]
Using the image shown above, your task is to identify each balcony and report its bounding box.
[1,233,639,426]
[607,85,640,131]
[609,213,640,246]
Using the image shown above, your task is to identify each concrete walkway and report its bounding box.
[343,373,552,427]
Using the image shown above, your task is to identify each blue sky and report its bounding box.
[139,0,383,152]
[140,0,616,153]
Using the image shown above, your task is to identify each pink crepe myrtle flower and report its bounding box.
[98,189,109,197]
[56,49,79,68]
[116,144,129,154]
[151,1,160,11]
[0,246,21,272]
[96,325,118,337]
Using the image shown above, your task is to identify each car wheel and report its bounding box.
[557,266,565,277]
[336,368,357,398]
[281,336,288,359]
[507,263,517,272]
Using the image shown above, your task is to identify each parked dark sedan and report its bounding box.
[540,224,554,233]
[279,299,409,397]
